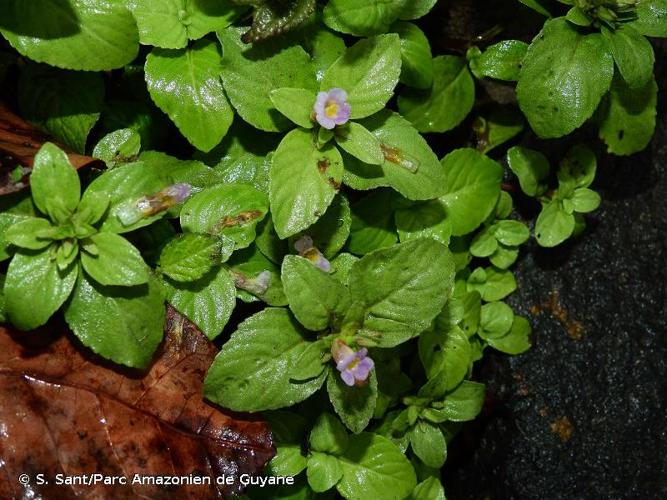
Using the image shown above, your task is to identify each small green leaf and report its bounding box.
[5,250,77,330]
[419,324,471,388]
[399,55,475,133]
[602,25,655,88]
[81,233,149,287]
[507,146,550,197]
[535,200,575,247]
[479,301,514,339]
[327,368,378,434]
[264,411,308,477]
[391,21,433,89]
[320,34,402,119]
[398,0,437,20]
[439,148,503,236]
[204,308,327,411]
[494,220,530,246]
[470,228,498,258]
[323,0,405,36]
[410,421,447,468]
[165,266,236,340]
[467,266,517,302]
[298,194,351,259]
[307,452,343,493]
[487,315,531,354]
[410,477,446,500]
[335,122,384,166]
[4,217,54,250]
[490,243,519,270]
[30,143,81,223]
[282,255,351,331]
[270,87,316,129]
[310,413,350,455]
[570,188,601,213]
[629,0,667,37]
[468,40,528,81]
[270,128,343,238]
[438,381,485,422]
[159,234,222,282]
[473,105,525,154]
[93,129,141,168]
[557,144,597,190]
[64,272,164,369]
[227,245,287,306]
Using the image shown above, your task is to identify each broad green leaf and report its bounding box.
[0,213,32,261]
[307,452,343,493]
[282,255,351,331]
[507,146,550,197]
[165,265,236,339]
[320,34,402,119]
[487,315,531,354]
[218,27,317,132]
[479,301,514,339]
[310,413,350,455]
[297,194,351,259]
[535,200,575,247]
[335,122,384,166]
[349,239,455,347]
[30,143,81,223]
[291,338,328,381]
[419,326,471,388]
[204,308,327,411]
[327,369,378,434]
[270,128,343,238]
[342,110,447,200]
[602,25,654,88]
[129,0,241,49]
[81,233,148,287]
[323,0,406,36]
[629,0,667,37]
[158,234,222,282]
[468,40,528,81]
[439,148,503,236]
[398,55,475,133]
[494,220,530,246]
[307,22,347,80]
[410,477,446,500]
[395,200,451,245]
[347,190,398,255]
[93,128,141,168]
[410,421,447,468]
[398,0,437,20]
[467,266,517,302]
[4,217,54,250]
[145,40,233,152]
[598,75,657,156]
[18,65,104,153]
[0,0,139,71]
[264,411,308,477]
[270,87,316,129]
[180,183,268,251]
[438,381,485,422]
[64,272,164,369]
[337,433,416,499]
[5,250,77,330]
[570,188,601,213]
[391,21,433,89]
[516,18,614,138]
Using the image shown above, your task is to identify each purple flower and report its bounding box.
[295,235,331,272]
[331,339,374,387]
[314,88,351,130]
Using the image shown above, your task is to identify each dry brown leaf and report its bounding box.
[0,306,275,499]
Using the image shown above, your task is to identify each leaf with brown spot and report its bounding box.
[0,306,275,499]
[0,102,101,195]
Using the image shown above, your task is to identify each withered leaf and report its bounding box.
[0,102,101,195]
[0,306,275,499]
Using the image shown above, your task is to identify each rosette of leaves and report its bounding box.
[2,143,163,368]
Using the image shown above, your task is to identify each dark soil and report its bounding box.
[442,37,667,500]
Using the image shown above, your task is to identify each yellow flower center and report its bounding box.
[325,101,339,118]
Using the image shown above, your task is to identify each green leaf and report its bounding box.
[410,421,447,468]
[479,301,514,339]
[264,411,308,477]
[320,34,402,119]
[64,272,164,369]
[602,25,654,88]
[410,477,446,500]
[204,308,327,411]
[307,452,343,493]
[487,315,532,354]
[93,128,141,168]
[473,105,525,154]
[557,144,597,190]
[30,143,81,223]
[270,87,316,129]
[218,27,317,132]
[467,266,517,302]
[291,338,328,381]
[145,40,233,152]
[337,433,416,499]
[297,194,351,259]
[327,368,378,434]
[335,122,384,166]
[494,220,530,246]
[395,200,451,245]
[398,55,475,133]
[347,190,398,255]
[81,233,149,287]
[18,65,104,153]
[470,228,498,258]
[270,128,343,238]
[5,250,77,330]
[165,265,236,339]
[4,217,54,250]
[180,183,268,251]
[342,110,447,200]
[598,75,657,156]
[158,234,222,282]
[439,148,503,236]
[391,21,433,89]
[419,326,471,388]
[310,412,350,455]
[490,243,519,270]
[535,200,576,247]
[516,18,614,138]
[241,0,316,44]
[129,0,241,49]
[349,239,455,347]
[507,146,550,197]
[468,40,528,81]
[517,0,552,16]
[629,0,667,37]
[398,0,437,20]
[330,253,359,287]
[0,0,139,71]
[282,255,351,331]
[323,0,406,36]
[570,188,601,213]
[438,381,485,422]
